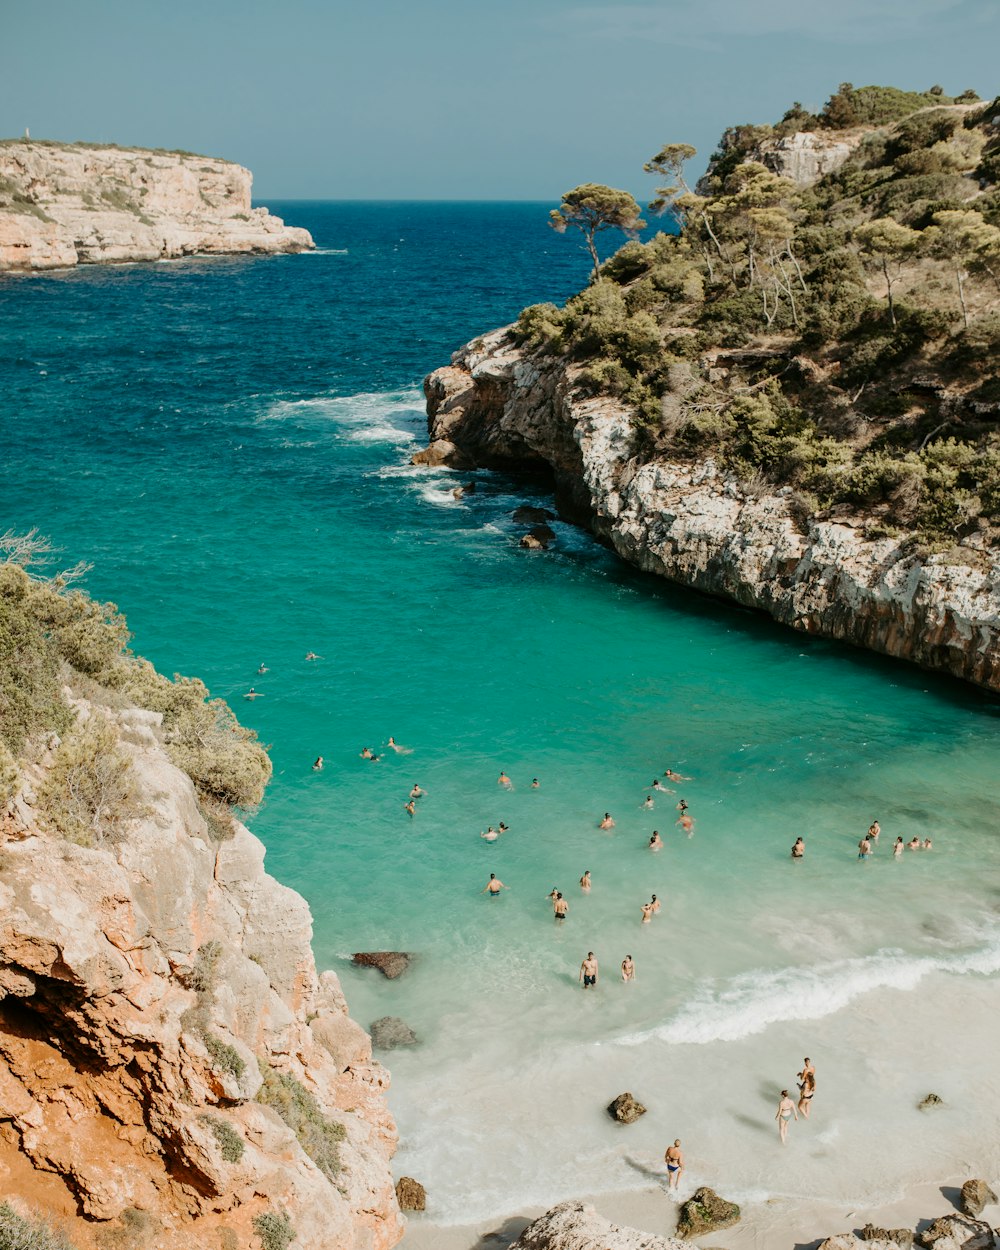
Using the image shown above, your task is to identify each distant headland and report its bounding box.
[0,140,313,270]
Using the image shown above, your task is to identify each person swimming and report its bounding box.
[498,771,513,789]
[923,837,933,849]
[481,827,499,841]
[404,799,415,817]
[360,747,380,760]
[257,663,269,674]
[409,784,425,800]
[791,837,804,858]
[305,651,322,661]
[650,894,661,914]
[531,778,540,788]
[312,756,324,771]
[642,795,654,810]
[664,769,691,782]
[599,812,615,830]
[649,831,663,851]
[386,736,412,753]
[677,813,694,835]
[498,822,509,834]
[244,687,262,699]
[908,836,921,850]
[676,798,688,813]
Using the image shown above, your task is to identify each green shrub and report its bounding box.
[95,1208,157,1250]
[0,742,18,802]
[38,715,140,846]
[201,1114,246,1163]
[204,1034,246,1080]
[0,565,72,754]
[0,1202,77,1250]
[513,302,565,350]
[253,1210,296,1250]
[257,1062,346,1180]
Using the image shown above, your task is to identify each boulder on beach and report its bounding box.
[675,1188,741,1240]
[606,1092,646,1124]
[861,1224,914,1247]
[821,1237,904,1250]
[352,951,412,979]
[959,1179,997,1217]
[917,1214,994,1250]
[370,1016,418,1050]
[918,1092,944,1110]
[520,523,556,550]
[395,1176,426,1211]
[512,505,555,523]
[509,1200,687,1249]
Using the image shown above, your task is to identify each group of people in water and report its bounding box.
[776,1058,817,1143]
[790,819,934,861]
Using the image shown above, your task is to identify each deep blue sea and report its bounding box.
[3,203,1000,1222]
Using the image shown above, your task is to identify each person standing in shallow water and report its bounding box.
[776,1089,798,1143]
[621,955,635,982]
[579,951,598,989]
[482,873,508,897]
[553,892,568,921]
[664,1140,684,1189]
[791,837,804,859]
[579,870,592,892]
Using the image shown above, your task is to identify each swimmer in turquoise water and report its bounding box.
[579,870,592,892]
[599,812,615,829]
[649,831,663,851]
[482,873,508,896]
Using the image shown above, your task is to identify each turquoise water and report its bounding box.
[3,203,1000,1225]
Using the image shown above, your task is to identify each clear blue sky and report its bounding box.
[4,0,997,199]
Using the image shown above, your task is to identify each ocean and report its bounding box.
[3,202,1000,1224]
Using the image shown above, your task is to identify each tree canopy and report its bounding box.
[550,184,646,280]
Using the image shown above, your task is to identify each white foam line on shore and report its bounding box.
[613,935,1000,1046]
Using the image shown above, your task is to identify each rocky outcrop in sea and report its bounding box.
[421,328,1000,693]
[0,141,313,270]
[0,697,400,1249]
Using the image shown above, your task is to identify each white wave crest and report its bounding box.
[260,388,425,445]
[614,935,1000,1046]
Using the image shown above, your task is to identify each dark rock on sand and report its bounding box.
[512,505,555,523]
[959,1179,997,1217]
[520,524,556,550]
[917,1214,994,1250]
[606,1092,647,1124]
[370,1016,418,1050]
[676,1187,741,1239]
[352,951,412,979]
[860,1224,914,1247]
[395,1176,426,1211]
[918,1093,944,1110]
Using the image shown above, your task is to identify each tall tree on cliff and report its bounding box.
[549,184,646,282]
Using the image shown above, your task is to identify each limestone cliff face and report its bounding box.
[0,142,313,270]
[423,328,1000,693]
[0,698,401,1250]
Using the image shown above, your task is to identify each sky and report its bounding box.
[3,0,998,200]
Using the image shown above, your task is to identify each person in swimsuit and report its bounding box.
[797,1068,816,1117]
[652,779,671,793]
[244,687,262,699]
[257,663,269,674]
[482,873,508,897]
[404,799,416,817]
[923,837,933,849]
[498,822,509,834]
[312,756,324,771]
[858,837,871,860]
[677,813,694,835]
[481,827,499,841]
[642,795,654,810]
[776,1089,798,1143]
[305,651,322,660]
[599,812,615,829]
[893,836,904,856]
[801,1057,815,1081]
[531,778,540,788]
[868,820,880,846]
[676,799,688,813]
[553,893,568,920]
[409,784,425,801]
[360,747,380,761]
[791,837,804,858]
[621,955,635,982]
[665,769,691,782]
[649,830,663,851]
[641,902,654,924]
[650,894,661,914]
[386,736,411,753]
[498,771,513,789]
[664,1140,684,1189]
[579,952,598,989]
[580,871,592,892]
[908,836,920,850]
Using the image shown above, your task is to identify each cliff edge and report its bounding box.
[0,141,313,270]
[0,558,400,1250]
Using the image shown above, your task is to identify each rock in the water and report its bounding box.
[676,1188,740,1240]
[370,1016,418,1050]
[917,1214,993,1250]
[395,1176,426,1211]
[520,524,556,550]
[861,1225,914,1247]
[411,439,471,468]
[510,1199,687,1249]
[606,1092,647,1124]
[959,1179,997,1217]
[918,1093,944,1110]
[512,505,555,523]
[352,951,412,979]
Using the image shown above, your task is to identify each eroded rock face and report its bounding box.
[754,130,862,185]
[606,1092,646,1123]
[861,1224,915,1247]
[0,141,313,270]
[917,1214,994,1250]
[423,331,1000,694]
[510,1199,688,1249]
[675,1187,740,1239]
[0,700,401,1250]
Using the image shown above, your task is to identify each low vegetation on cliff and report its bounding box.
[0,531,270,842]
[525,83,1000,549]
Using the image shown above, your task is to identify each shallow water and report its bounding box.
[2,203,999,1225]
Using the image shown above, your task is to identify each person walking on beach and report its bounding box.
[579,952,599,989]
[776,1090,798,1143]
[580,871,592,892]
[553,893,568,921]
[791,837,804,859]
[664,1140,684,1189]
[482,873,508,897]
[621,955,635,982]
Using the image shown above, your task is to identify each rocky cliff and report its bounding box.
[422,327,1000,693]
[0,693,401,1249]
[0,142,313,270]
